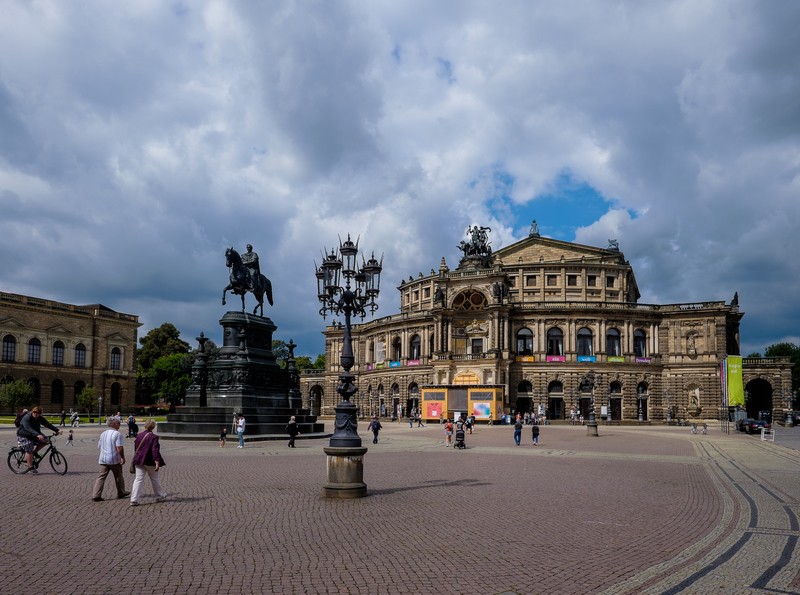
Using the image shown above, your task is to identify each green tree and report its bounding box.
[272,339,289,369]
[136,323,191,405]
[142,353,192,406]
[313,354,326,369]
[295,356,314,371]
[764,342,800,407]
[76,386,96,417]
[137,323,190,371]
[0,379,34,413]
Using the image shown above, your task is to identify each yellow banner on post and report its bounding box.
[726,356,744,407]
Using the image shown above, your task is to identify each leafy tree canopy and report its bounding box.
[272,339,289,369]
[764,342,800,404]
[142,353,192,405]
[0,379,34,412]
[137,323,190,371]
[76,386,96,413]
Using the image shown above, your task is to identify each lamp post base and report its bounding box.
[323,446,368,499]
[586,421,599,437]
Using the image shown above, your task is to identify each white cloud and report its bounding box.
[0,0,798,357]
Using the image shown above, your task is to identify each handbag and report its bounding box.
[129,461,135,474]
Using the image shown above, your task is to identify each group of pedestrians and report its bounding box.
[92,417,167,507]
[514,415,541,446]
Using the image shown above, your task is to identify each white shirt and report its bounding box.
[237,418,246,433]
[97,428,123,464]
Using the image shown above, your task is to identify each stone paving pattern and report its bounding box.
[2,420,799,594]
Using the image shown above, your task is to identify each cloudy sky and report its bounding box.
[1,0,798,358]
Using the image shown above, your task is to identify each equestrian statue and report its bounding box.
[222,244,274,316]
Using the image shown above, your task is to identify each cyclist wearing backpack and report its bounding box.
[16,406,60,474]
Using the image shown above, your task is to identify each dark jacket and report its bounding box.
[16,412,58,440]
[286,421,299,437]
[132,430,166,467]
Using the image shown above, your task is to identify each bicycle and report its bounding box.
[7,434,68,475]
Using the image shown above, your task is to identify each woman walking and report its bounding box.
[130,419,167,506]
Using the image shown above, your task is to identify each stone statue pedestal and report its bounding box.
[160,311,326,440]
[323,447,368,499]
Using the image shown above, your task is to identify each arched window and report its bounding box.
[111,382,121,406]
[2,335,17,362]
[74,381,86,405]
[52,341,65,366]
[74,343,86,368]
[409,335,421,360]
[518,380,533,394]
[391,337,402,361]
[634,330,647,357]
[546,328,563,356]
[51,379,64,405]
[637,382,649,395]
[610,381,622,394]
[110,347,121,370]
[28,338,41,364]
[452,290,488,311]
[605,328,621,357]
[547,380,564,394]
[577,327,593,356]
[516,328,533,355]
[409,383,419,397]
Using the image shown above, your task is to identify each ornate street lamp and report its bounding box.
[315,235,382,498]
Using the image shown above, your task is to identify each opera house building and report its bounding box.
[303,225,792,425]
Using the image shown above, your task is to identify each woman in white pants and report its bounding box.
[130,419,167,506]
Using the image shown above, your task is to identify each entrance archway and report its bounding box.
[744,378,773,421]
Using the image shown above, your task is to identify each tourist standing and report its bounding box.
[60,410,67,427]
[444,418,454,446]
[130,419,167,506]
[66,429,74,446]
[92,418,128,501]
[286,416,300,448]
[532,423,540,446]
[219,427,227,447]
[237,414,246,448]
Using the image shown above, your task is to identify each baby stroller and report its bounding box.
[454,428,466,449]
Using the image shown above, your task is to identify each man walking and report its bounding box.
[92,418,129,501]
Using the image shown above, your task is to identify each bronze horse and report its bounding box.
[222,247,273,316]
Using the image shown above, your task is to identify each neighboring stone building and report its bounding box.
[301,228,792,424]
[0,292,140,414]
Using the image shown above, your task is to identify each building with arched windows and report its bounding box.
[301,228,792,424]
[0,292,140,414]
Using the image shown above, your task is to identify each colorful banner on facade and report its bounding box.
[389,361,401,368]
[516,356,535,362]
[577,356,597,363]
[607,356,625,363]
[635,357,651,364]
[546,355,566,362]
[725,355,744,407]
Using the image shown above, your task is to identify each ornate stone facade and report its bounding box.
[301,233,792,423]
[0,292,140,414]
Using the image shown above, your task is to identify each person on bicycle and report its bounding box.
[16,405,60,474]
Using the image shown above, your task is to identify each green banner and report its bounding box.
[726,356,744,407]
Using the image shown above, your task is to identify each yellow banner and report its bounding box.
[726,356,744,407]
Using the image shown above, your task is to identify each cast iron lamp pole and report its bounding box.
[316,234,382,448]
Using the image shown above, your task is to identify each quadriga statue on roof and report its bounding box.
[222,244,274,316]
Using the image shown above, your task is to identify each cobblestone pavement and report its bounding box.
[2,421,799,594]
